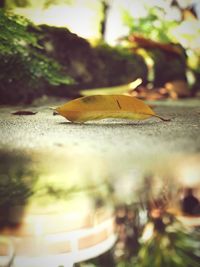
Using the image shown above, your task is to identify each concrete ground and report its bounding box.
[0,98,200,191]
[0,99,200,154]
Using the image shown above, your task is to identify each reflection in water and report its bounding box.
[0,151,38,227]
[0,236,14,267]
[0,150,116,267]
[0,150,199,267]
[181,188,200,215]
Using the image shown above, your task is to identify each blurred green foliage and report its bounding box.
[122,7,189,87]
[122,4,200,91]
[132,219,200,267]
[76,210,200,267]
[4,0,74,9]
[123,8,177,44]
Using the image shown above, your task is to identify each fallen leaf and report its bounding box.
[80,79,142,96]
[11,110,37,115]
[56,95,170,123]
[129,34,183,56]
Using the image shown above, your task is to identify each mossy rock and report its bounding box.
[30,25,148,92]
[30,25,102,90]
[94,44,148,87]
[0,10,73,104]
[0,53,47,104]
[0,10,148,104]
[152,49,187,87]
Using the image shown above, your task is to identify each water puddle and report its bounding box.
[0,150,199,266]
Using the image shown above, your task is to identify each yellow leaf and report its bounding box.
[80,79,142,96]
[56,95,169,123]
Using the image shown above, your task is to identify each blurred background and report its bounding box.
[1,0,200,103]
